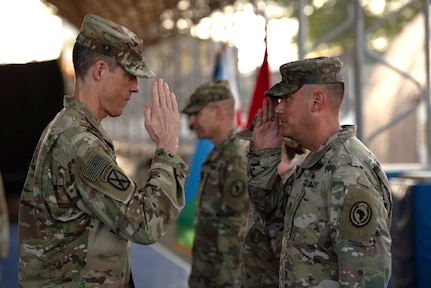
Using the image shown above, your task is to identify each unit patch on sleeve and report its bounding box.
[107,169,130,191]
[82,152,134,203]
[228,179,246,198]
[339,186,378,243]
[350,201,372,227]
[224,176,247,212]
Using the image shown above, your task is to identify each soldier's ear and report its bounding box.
[311,90,325,112]
[92,60,107,80]
[214,104,224,120]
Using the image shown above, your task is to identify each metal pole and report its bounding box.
[297,0,306,59]
[353,0,364,140]
[424,0,431,166]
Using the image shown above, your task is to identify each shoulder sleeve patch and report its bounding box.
[82,152,134,203]
[228,178,246,198]
[339,186,378,243]
[224,176,248,212]
[107,169,131,191]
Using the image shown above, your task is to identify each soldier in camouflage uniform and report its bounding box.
[238,118,307,288]
[18,14,190,287]
[182,80,251,287]
[0,171,9,288]
[248,56,392,287]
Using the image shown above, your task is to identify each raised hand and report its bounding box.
[252,98,284,149]
[144,78,180,153]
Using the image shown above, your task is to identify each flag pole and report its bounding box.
[245,19,270,128]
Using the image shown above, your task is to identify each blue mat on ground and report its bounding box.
[1,225,190,288]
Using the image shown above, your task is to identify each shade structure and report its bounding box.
[43,0,235,46]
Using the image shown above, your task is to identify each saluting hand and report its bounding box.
[144,78,180,153]
[252,98,284,149]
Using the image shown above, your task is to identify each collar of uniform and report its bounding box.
[204,127,242,162]
[63,95,113,144]
[64,95,100,126]
[299,125,357,169]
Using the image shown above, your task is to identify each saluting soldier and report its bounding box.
[248,56,392,287]
[18,14,189,287]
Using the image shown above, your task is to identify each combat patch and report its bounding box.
[339,187,378,243]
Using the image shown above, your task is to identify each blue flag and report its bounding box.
[183,139,213,203]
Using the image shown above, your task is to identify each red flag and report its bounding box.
[246,37,270,128]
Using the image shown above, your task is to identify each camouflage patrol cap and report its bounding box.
[76,14,155,78]
[265,56,343,98]
[182,80,234,114]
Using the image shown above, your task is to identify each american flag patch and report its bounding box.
[84,154,108,181]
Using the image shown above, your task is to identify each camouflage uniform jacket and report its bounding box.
[0,171,9,260]
[189,129,251,288]
[238,165,295,288]
[248,125,392,288]
[18,95,189,288]
[239,207,281,288]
